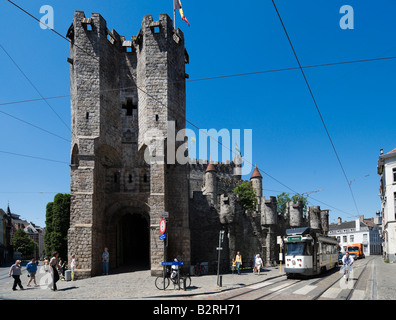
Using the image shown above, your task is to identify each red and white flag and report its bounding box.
[174,0,190,26]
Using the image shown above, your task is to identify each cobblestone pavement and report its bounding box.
[374,257,396,300]
[0,264,285,300]
[1,256,394,300]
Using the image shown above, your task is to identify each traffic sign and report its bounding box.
[161,261,184,266]
[159,218,167,234]
[159,234,167,240]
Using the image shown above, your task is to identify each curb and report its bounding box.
[141,273,286,299]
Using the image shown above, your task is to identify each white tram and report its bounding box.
[284,227,338,278]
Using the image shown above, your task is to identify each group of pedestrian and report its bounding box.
[9,248,108,292]
[231,251,264,275]
[8,251,77,292]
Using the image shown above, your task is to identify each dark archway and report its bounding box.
[116,213,150,269]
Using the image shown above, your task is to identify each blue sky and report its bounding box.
[0,0,395,227]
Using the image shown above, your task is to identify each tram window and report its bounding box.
[304,243,312,255]
[286,243,305,255]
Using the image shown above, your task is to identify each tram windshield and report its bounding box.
[286,243,305,255]
[286,242,312,256]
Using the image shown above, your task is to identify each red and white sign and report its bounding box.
[159,218,167,234]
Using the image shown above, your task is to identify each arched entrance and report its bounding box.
[116,212,150,269]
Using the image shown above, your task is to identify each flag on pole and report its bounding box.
[174,0,190,26]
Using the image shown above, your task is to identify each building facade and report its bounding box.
[328,215,382,256]
[378,147,396,262]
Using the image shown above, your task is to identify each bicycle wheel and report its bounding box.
[155,276,170,290]
[181,275,191,288]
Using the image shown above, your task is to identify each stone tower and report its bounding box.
[67,11,190,278]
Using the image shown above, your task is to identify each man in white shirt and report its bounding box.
[342,252,354,279]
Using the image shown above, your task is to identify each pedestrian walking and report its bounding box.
[26,258,39,287]
[49,251,61,291]
[235,251,242,274]
[102,247,109,275]
[70,254,76,281]
[8,260,24,291]
[254,254,264,275]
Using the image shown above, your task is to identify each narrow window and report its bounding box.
[154,26,160,34]
[114,173,118,183]
[129,174,133,183]
[86,112,89,120]
[155,114,159,121]
[144,174,148,183]
[393,168,396,183]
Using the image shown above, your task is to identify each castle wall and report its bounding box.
[68,11,190,278]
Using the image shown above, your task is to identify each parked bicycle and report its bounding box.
[155,265,191,290]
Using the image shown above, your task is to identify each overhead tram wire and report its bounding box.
[271,0,360,216]
[0,42,71,133]
[2,54,396,107]
[0,108,70,142]
[7,0,359,216]
[0,150,69,164]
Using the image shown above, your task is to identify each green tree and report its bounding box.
[233,180,258,211]
[45,193,70,259]
[11,229,37,258]
[276,192,308,214]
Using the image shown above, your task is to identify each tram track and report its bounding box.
[313,256,374,300]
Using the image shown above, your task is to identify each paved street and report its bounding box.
[0,255,394,300]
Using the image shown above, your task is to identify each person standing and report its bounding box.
[102,248,109,275]
[8,260,24,291]
[70,254,76,281]
[26,258,39,287]
[235,251,242,275]
[49,251,61,291]
[254,254,264,275]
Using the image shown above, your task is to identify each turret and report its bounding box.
[250,163,263,197]
[204,159,217,205]
[288,201,304,227]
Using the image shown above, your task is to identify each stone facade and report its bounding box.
[67,11,189,278]
[67,11,331,278]
[189,160,332,271]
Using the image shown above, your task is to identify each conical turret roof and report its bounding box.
[250,163,262,179]
[205,158,216,173]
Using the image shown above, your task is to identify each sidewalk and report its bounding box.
[0,265,286,300]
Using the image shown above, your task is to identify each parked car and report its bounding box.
[338,252,343,265]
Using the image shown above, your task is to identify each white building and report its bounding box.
[328,215,382,256]
[378,147,396,262]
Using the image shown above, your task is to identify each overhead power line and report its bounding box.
[271,0,360,216]
[0,150,69,164]
[0,42,71,132]
[2,54,396,107]
[6,0,364,216]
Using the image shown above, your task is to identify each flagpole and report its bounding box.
[173,0,176,30]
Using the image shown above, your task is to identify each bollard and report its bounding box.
[217,275,222,287]
[183,277,187,291]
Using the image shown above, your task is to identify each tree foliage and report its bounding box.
[276,192,308,214]
[11,229,37,258]
[44,193,70,260]
[233,180,258,211]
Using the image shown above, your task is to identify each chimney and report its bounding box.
[359,214,364,222]
[380,148,383,155]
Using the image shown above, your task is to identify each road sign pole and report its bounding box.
[217,230,225,286]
